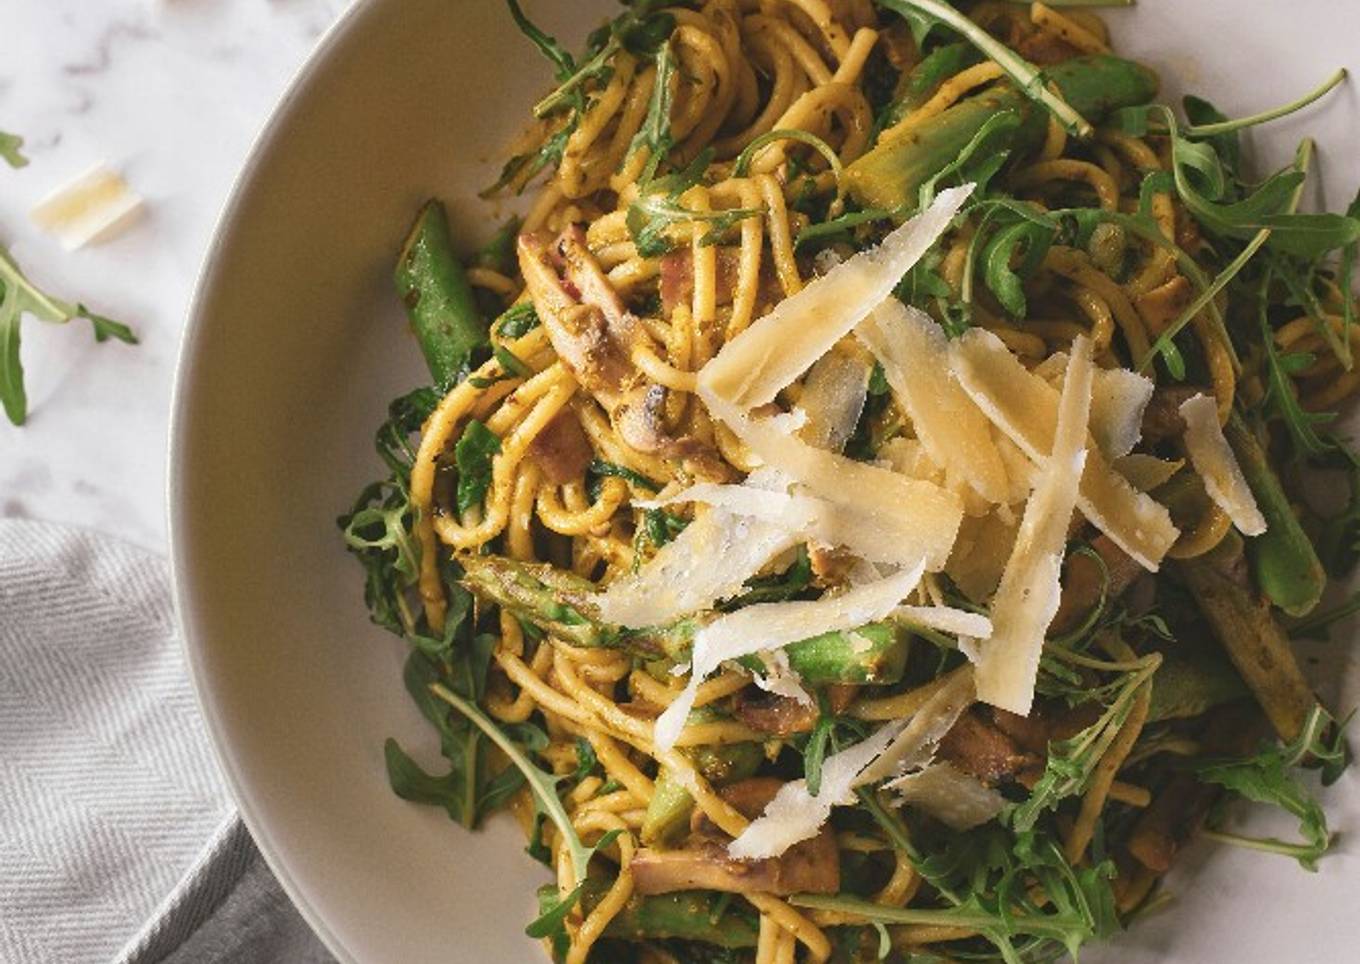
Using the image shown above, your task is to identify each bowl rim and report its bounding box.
[165,2,383,960]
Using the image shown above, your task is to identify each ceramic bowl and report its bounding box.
[170,2,1360,960]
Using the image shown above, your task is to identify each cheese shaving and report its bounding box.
[646,480,945,568]
[1180,394,1267,536]
[974,336,1094,716]
[30,163,144,250]
[653,564,925,751]
[1115,454,1184,492]
[1034,353,1152,459]
[950,328,1178,571]
[857,300,1008,504]
[1091,366,1153,459]
[697,185,973,409]
[702,394,964,571]
[895,605,994,639]
[596,506,798,627]
[728,719,906,860]
[887,761,1006,830]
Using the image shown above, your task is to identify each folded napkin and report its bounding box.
[0,519,333,964]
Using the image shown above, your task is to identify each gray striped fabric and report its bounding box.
[0,519,332,964]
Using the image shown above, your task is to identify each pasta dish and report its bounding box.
[340,2,1359,961]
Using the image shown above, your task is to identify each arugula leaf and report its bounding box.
[588,457,662,493]
[626,37,677,169]
[430,681,612,884]
[626,148,763,257]
[472,216,521,276]
[917,109,1020,210]
[1013,653,1160,830]
[495,301,541,339]
[0,244,137,426]
[803,710,835,797]
[1184,68,1347,139]
[981,216,1056,318]
[1,130,28,169]
[454,418,502,514]
[1196,704,1349,870]
[531,1,674,120]
[640,507,688,549]
[878,0,1095,137]
[339,388,441,636]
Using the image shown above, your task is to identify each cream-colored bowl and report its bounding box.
[171,1,1360,960]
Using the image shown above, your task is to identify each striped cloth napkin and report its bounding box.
[0,519,333,964]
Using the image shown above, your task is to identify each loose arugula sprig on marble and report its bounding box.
[0,244,136,426]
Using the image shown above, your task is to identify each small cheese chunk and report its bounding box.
[1180,394,1267,536]
[30,163,144,250]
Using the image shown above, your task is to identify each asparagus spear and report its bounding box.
[1224,415,1326,617]
[642,742,764,847]
[395,200,488,390]
[1174,530,1316,741]
[537,883,760,949]
[847,55,1160,210]
[460,554,912,685]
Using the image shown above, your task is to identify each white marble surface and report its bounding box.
[1,0,351,553]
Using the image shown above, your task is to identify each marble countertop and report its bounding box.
[1,0,350,554]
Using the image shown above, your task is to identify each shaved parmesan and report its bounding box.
[1091,367,1153,459]
[858,666,975,784]
[703,395,964,571]
[653,565,924,751]
[945,510,1018,603]
[753,651,814,706]
[30,163,144,250]
[974,336,1094,716]
[798,347,872,453]
[647,479,942,568]
[1180,394,1267,536]
[858,301,1008,504]
[887,761,1006,830]
[596,507,797,627]
[950,328,1178,571]
[698,185,973,409]
[728,719,906,860]
[1115,454,1184,492]
[896,605,993,639]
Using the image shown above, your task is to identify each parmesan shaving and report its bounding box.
[1115,454,1184,492]
[1180,394,1267,536]
[596,507,798,627]
[973,336,1094,716]
[857,666,975,784]
[728,719,906,860]
[895,605,994,639]
[702,393,964,571]
[653,565,925,751]
[887,761,1006,830]
[30,163,144,250]
[945,511,1018,603]
[1032,352,1151,459]
[697,185,973,409]
[950,328,1178,571]
[1091,366,1153,459]
[857,300,1008,504]
[647,479,945,568]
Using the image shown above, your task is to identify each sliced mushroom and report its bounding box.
[731,687,818,736]
[519,227,727,472]
[937,708,1040,787]
[528,410,594,485]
